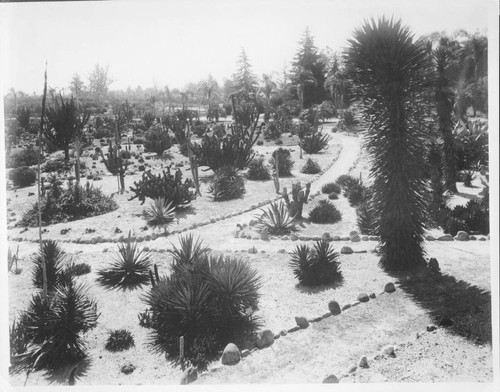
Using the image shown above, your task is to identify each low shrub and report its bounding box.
[301,158,321,174]
[105,329,135,352]
[454,120,488,171]
[256,201,296,235]
[144,124,172,156]
[144,239,261,370]
[309,200,342,224]
[269,148,294,177]
[142,197,176,232]
[66,262,92,276]
[42,158,72,174]
[208,166,245,201]
[321,182,341,194]
[290,240,342,286]
[19,182,118,227]
[97,232,152,290]
[133,137,146,145]
[459,170,475,187]
[192,121,208,137]
[442,199,489,236]
[138,310,154,328]
[342,178,370,207]
[299,131,329,154]
[356,202,378,235]
[129,166,195,209]
[6,146,43,168]
[9,166,36,187]
[15,280,99,371]
[247,157,271,180]
[335,174,357,190]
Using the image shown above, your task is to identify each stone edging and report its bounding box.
[8,145,344,245]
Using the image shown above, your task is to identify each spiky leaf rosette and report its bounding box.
[15,280,98,371]
[32,240,70,290]
[97,231,152,289]
[143,197,175,232]
[356,202,378,235]
[256,200,297,235]
[168,234,209,267]
[290,241,342,286]
[345,17,430,271]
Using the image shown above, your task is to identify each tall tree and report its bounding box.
[88,64,113,104]
[346,17,430,271]
[291,28,326,108]
[232,49,258,94]
[69,73,85,97]
[434,37,460,193]
[45,95,89,164]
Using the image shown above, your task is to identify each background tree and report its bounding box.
[69,73,85,97]
[232,49,258,94]
[88,64,113,105]
[433,36,460,193]
[291,28,327,108]
[345,17,430,271]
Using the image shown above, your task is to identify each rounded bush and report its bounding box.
[309,200,342,224]
[270,148,294,177]
[105,329,135,352]
[7,147,43,168]
[247,157,271,181]
[144,125,172,156]
[301,158,321,174]
[322,182,341,194]
[208,166,245,201]
[9,166,36,187]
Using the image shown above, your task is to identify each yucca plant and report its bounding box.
[345,17,429,271]
[10,316,30,358]
[97,231,152,289]
[256,200,297,235]
[343,178,370,207]
[290,240,342,286]
[168,234,210,266]
[204,255,262,328]
[335,174,357,191]
[208,166,246,201]
[299,131,330,154]
[32,240,71,290]
[142,197,176,232]
[144,251,261,370]
[15,280,99,370]
[356,202,378,235]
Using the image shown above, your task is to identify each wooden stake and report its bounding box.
[180,336,185,370]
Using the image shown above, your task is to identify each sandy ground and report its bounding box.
[5,128,494,387]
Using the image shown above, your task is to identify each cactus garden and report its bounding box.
[2,1,496,388]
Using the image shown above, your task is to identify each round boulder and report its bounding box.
[295,316,309,329]
[384,282,396,293]
[357,293,369,303]
[328,300,342,316]
[358,356,368,368]
[455,231,469,241]
[322,374,340,383]
[221,343,241,365]
[340,246,354,255]
[256,330,274,349]
[382,345,395,357]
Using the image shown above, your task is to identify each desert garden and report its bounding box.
[3,16,492,387]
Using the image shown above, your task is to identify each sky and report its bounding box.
[0,0,494,95]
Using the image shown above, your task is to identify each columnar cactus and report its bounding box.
[282,182,311,218]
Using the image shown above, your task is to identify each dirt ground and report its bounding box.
[4,125,495,387]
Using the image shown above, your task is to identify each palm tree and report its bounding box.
[345,17,429,271]
[434,37,460,193]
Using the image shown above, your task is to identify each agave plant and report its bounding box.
[97,231,152,289]
[256,200,297,235]
[15,280,99,371]
[168,234,209,266]
[142,197,176,233]
[290,240,342,286]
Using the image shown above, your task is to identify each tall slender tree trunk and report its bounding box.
[38,63,49,301]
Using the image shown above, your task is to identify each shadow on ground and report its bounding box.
[390,268,491,345]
